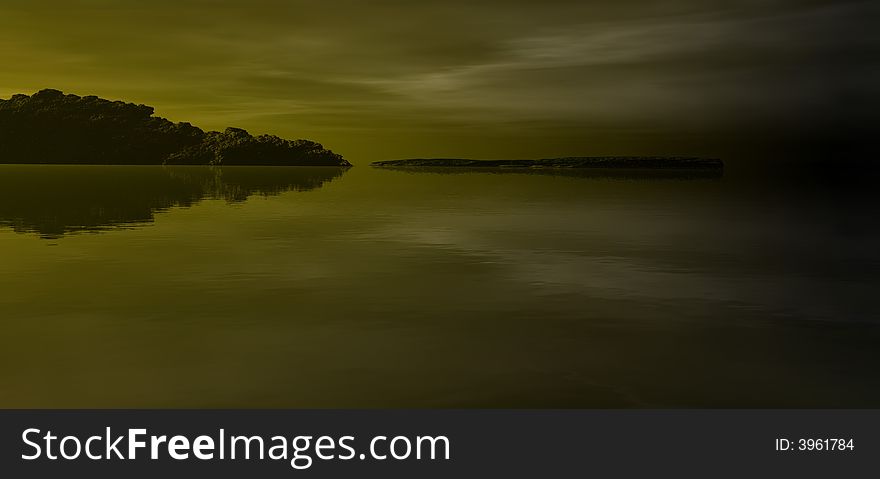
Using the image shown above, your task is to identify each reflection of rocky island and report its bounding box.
[371,157,724,179]
[0,166,347,238]
[372,157,723,169]
[0,89,350,166]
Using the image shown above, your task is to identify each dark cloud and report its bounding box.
[0,0,875,162]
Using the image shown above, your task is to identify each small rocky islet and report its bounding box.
[371,157,723,169]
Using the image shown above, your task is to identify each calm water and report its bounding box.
[0,165,878,407]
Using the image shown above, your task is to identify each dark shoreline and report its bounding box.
[370,166,723,180]
[371,157,724,169]
[0,89,350,167]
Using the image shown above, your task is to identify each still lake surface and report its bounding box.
[0,164,878,407]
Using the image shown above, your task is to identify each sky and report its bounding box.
[0,0,876,163]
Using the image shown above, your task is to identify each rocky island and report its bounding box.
[372,157,723,169]
[0,89,350,166]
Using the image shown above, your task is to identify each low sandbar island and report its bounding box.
[371,157,723,169]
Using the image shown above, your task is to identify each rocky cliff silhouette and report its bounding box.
[0,89,350,166]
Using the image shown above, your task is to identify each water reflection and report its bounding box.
[1,164,879,407]
[0,165,348,238]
